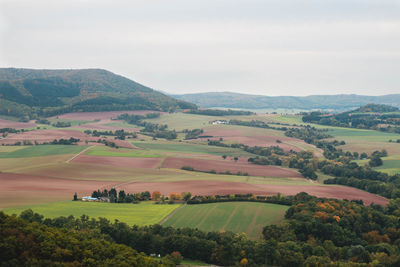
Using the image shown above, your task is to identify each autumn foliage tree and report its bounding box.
[169,192,181,201]
[152,191,161,201]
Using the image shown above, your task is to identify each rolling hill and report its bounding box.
[172,92,400,111]
[0,68,196,119]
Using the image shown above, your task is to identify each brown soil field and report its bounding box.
[0,172,119,208]
[162,157,302,178]
[0,129,89,143]
[72,155,163,169]
[199,128,311,152]
[55,110,164,121]
[0,119,36,129]
[0,129,136,148]
[117,180,388,206]
[77,119,140,132]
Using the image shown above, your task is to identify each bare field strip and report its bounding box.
[0,118,36,129]
[0,172,120,208]
[72,155,163,169]
[117,180,388,206]
[162,156,302,178]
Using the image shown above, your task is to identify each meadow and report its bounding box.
[104,121,141,129]
[132,141,253,157]
[375,154,400,175]
[0,145,87,158]
[4,201,181,226]
[86,145,160,158]
[162,202,289,239]
[143,112,225,130]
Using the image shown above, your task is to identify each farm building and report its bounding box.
[82,196,99,202]
[211,120,227,125]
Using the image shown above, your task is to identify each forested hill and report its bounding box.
[0,68,196,119]
[302,103,400,133]
[172,92,400,111]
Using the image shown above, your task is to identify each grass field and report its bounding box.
[0,146,26,152]
[104,121,141,129]
[49,118,93,126]
[0,145,88,158]
[86,146,160,158]
[163,202,289,239]
[4,201,180,226]
[132,141,253,157]
[375,155,400,175]
[144,113,226,130]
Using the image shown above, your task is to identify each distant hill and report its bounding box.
[354,103,399,113]
[172,92,400,111]
[302,103,400,133]
[0,68,196,120]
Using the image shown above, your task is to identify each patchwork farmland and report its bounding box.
[1,107,399,266]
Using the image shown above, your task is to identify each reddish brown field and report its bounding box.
[162,157,302,177]
[0,119,36,129]
[72,155,162,169]
[0,172,119,208]
[117,180,388,206]
[77,119,140,132]
[198,128,311,152]
[55,110,164,121]
[1,129,89,143]
[0,129,136,148]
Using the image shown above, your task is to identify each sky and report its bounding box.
[0,0,399,96]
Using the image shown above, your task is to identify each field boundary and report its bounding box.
[160,203,186,225]
[65,146,94,163]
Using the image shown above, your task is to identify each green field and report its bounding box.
[144,113,226,130]
[375,155,400,175]
[0,145,87,158]
[4,201,180,226]
[49,118,93,126]
[86,146,160,158]
[163,202,289,239]
[104,121,141,129]
[133,141,253,157]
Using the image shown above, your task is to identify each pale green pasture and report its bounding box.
[4,201,180,226]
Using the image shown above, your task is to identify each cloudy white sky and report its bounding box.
[0,0,399,96]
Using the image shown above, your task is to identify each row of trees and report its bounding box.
[84,129,136,140]
[117,113,178,140]
[89,189,192,203]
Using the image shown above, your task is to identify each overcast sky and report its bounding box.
[0,0,399,96]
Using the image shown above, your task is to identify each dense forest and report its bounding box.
[0,68,196,120]
[5,192,400,266]
[0,212,177,266]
